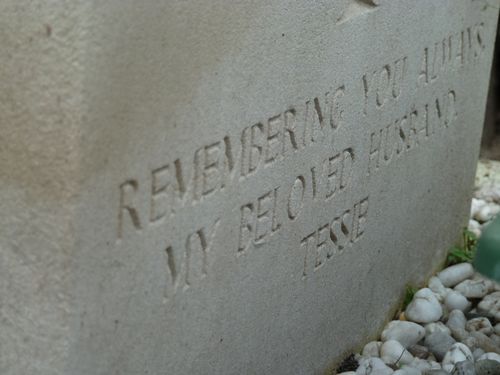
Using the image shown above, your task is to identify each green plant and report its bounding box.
[402,285,418,310]
[446,228,478,266]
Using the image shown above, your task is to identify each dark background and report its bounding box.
[482,18,500,160]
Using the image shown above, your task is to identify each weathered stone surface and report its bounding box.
[0,1,498,374]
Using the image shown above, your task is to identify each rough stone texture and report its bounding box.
[0,1,498,374]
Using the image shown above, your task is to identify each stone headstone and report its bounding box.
[1,1,498,374]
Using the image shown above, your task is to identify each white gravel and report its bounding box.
[337,161,500,375]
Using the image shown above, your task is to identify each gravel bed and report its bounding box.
[337,160,500,375]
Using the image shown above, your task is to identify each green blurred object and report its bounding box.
[474,214,500,282]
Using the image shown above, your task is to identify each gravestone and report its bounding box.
[1,1,498,374]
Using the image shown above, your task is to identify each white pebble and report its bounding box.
[428,360,441,369]
[466,317,493,335]
[476,203,500,222]
[392,367,421,375]
[362,341,382,357]
[444,291,471,312]
[406,358,434,371]
[478,352,500,363]
[441,343,473,372]
[437,263,474,287]
[468,219,482,237]
[473,348,486,360]
[356,357,394,375]
[478,292,500,320]
[446,309,467,331]
[428,277,448,301]
[380,340,414,366]
[475,177,500,203]
[425,322,451,336]
[490,334,500,346]
[461,335,479,350]
[337,372,356,375]
[405,288,442,323]
[486,187,500,203]
[381,321,425,348]
[471,198,487,218]
[454,279,493,298]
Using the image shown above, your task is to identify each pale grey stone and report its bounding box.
[338,372,357,375]
[441,305,451,323]
[478,292,500,320]
[355,353,365,362]
[408,358,434,372]
[425,322,452,336]
[409,359,441,373]
[438,264,475,288]
[475,161,500,206]
[1,1,498,374]
[356,357,394,375]
[406,289,443,323]
[381,340,414,366]
[472,273,500,293]
[455,279,493,299]
[490,334,500,347]
[468,219,482,237]
[428,361,441,370]
[471,198,488,219]
[475,203,500,223]
[381,321,426,348]
[464,310,484,321]
[477,352,500,363]
[461,334,480,352]
[448,310,467,331]
[393,367,422,375]
[448,327,471,346]
[469,332,500,355]
[473,348,486,361]
[363,341,383,358]
[475,359,500,375]
[424,332,456,361]
[445,291,471,312]
[452,360,476,375]
[428,357,439,364]
[428,277,446,293]
[442,343,474,373]
[408,344,430,359]
[466,318,494,336]
[428,277,449,302]
[422,371,448,375]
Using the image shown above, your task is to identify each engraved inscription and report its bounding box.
[238,187,281,252]
[418,22,486,86]
[301,196,369,278]
[237,147,355,254]
[368,90,457,176]
[112,17,491,299]
[118,180,142,239]
[117,86,346,239]
[163,218,221,300]
[363,56,408,115]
